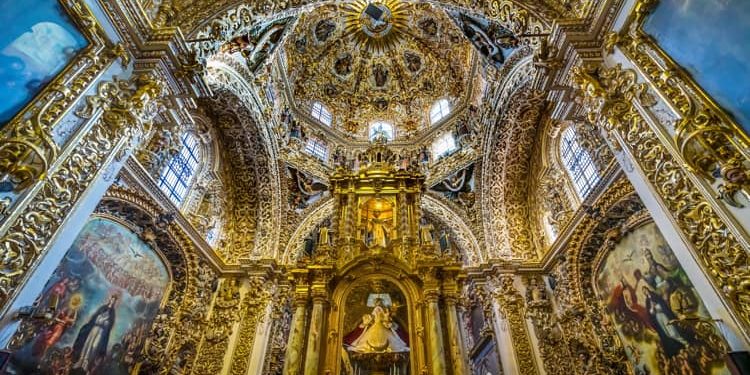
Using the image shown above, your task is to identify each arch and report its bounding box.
[185,0,555,65]
[204,60,283,261]
[479,55,543,260]
[281,195,481,265]
[181,0,556,41]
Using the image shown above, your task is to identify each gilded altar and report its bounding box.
[284,140,468,375]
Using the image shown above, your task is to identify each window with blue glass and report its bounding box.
[305,136,329,161]
[311,101,333,126]
[429,99,452,125]
[369,121,394,141]
[560,126,600,199]
[158,133,201,205]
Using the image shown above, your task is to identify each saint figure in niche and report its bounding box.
[344,298,409,353]
[366,210,390,248]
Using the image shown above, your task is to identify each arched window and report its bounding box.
[305,136,329,161]
[429,98,452,125]
[369,121,394,141]
[206,225,220,246]
[158,133,201,205]
[311,101,333,126]
[560,126,600,198]
[432,131,457,159]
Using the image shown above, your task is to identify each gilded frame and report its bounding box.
[0,0,122,193]
[610,0,750,205]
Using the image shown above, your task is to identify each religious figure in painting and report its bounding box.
[72,295,118,373]
[344,298,409,353]
[7,218,170,375]
[598,223,729,374]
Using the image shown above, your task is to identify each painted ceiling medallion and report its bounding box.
[344,0,408,54]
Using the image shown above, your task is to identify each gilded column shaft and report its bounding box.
[303,298,325,375]
[445,298,469,374]
[283,303,308,375]
[492,276,538,375]
[425,294,447,375]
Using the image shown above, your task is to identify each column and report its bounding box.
[425,290,447,375]
[444,295,470,374]
[283,301,308,375]
[442,268,469,374]
[303,268,331,375]
[284,270,310,375]
[303,295,325,375]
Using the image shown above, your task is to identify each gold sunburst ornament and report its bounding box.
[343,0,409,55]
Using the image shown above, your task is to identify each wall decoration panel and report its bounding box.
[7,218,169,375]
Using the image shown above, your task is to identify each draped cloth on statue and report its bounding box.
[343,300,409,353]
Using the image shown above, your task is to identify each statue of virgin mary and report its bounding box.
[343,298,409,353]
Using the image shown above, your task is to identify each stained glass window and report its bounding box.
[430,98,452,125]
[560,126,600,198]
[311,101,333,126]
[158,133,201,205]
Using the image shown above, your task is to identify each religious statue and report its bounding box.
[344,298,409,353]
[373,63,388,87]
[366,211,390,248]
[318,221,330,246]
[419,218,434,245]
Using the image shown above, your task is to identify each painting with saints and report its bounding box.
[597,223,729,374]
[0,0,89,127]
[341,280,410,374]
[8,218,170,375]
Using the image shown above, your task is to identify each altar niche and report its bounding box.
[328,274,424,375]
[359,197,397,249]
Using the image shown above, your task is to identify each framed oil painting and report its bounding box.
[0,0,89,127]
[7,218,170,375]
[596,222,729,374]
[642,0,750,135]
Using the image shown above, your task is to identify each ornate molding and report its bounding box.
[0,74,165,309]
[573,63,750,336]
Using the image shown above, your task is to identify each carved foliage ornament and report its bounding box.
[607,0,750,208]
